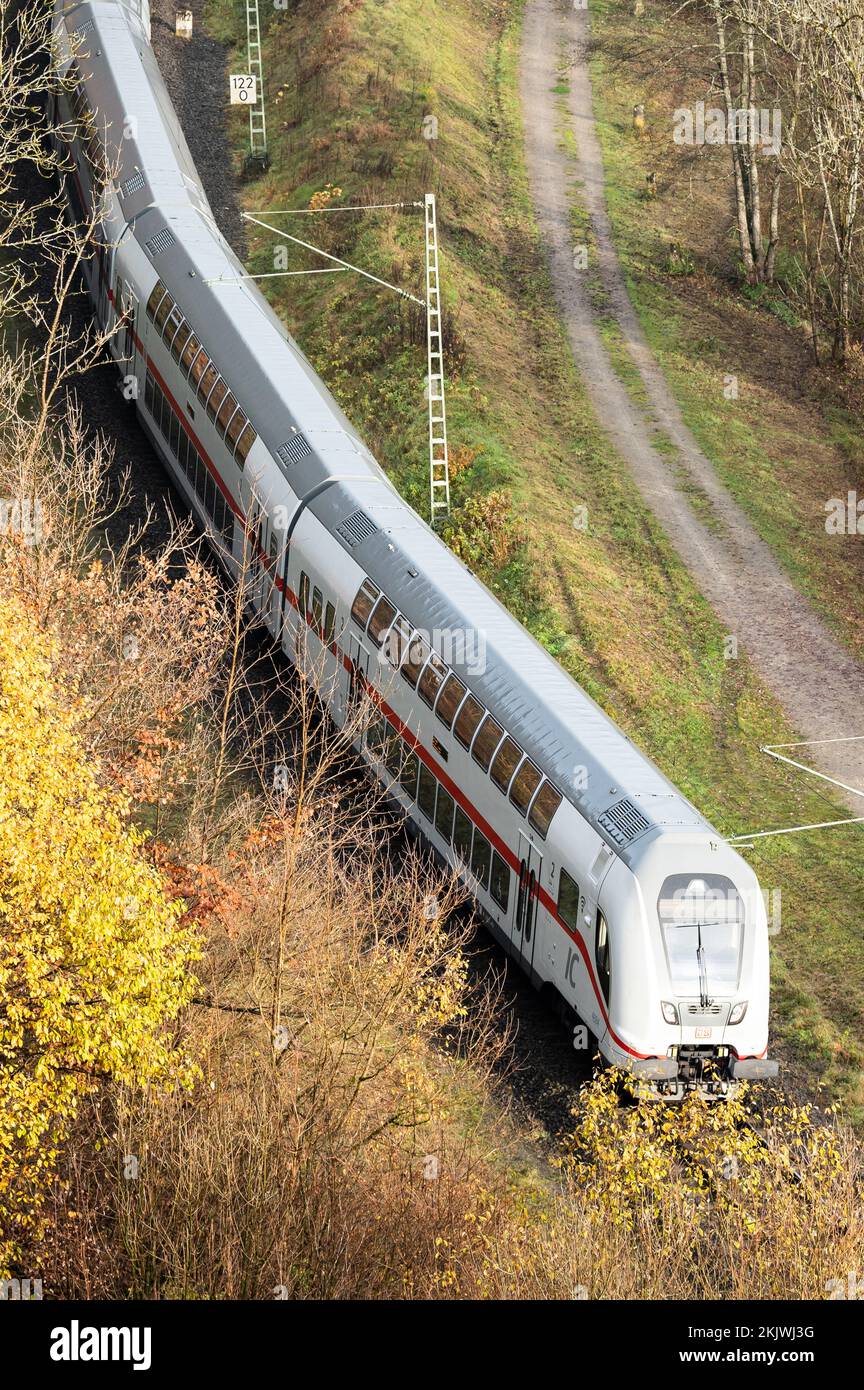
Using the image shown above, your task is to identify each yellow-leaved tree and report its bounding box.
[0,593,201,1272]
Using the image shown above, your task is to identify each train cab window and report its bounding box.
[216,392,238,437]
[596,911,611,1004]
[146,282,167,320]
[269,531,280,575]
[324,602,336,644]
[509,759,542,817]
[235,422,256,466]
[557,869,580,931]
[434,673,466,730]
[205,377,228,422]
[181,333,202,375]
[226,407,249,453]
[367,595,397,647]
[418,652,447,708]
[490,737,523,794]
[153,292,174,334]
[351,579,379,629]
[399,751,419,798]
[171,323,192,363]
[471,715,504,773]
[452,806,473,865]
[197,361,219,407]
[453,693,485,750]
[528,781,563,839]
[417,764,437,822]
[470,831,491,891]
[490,853,510,912]
[434,786,455,842]
[311,587,323,629]
[298,571,310,618]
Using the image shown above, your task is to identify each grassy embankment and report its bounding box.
[203,0,864,1118]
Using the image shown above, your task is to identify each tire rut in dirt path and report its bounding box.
[520,0,864,809]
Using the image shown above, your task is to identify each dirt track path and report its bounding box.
[520,0,864,809]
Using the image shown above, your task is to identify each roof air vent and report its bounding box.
[121,171,146,198]
[276,434,312,468]
[336,510,378,548]
[146,228,176,256]
[74,20,95,39]
[597,798,651,847]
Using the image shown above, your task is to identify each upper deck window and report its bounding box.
[527,781,562,839]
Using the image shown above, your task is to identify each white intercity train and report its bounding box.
[51,0,778,1097]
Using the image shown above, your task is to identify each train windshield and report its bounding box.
[657,874,744,996]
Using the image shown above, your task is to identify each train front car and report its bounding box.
[598,831,778,1099]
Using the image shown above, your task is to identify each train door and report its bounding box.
[248,502,280,635]
[116,278,139,385]
[511,830,543,972]
[344,630,372,743]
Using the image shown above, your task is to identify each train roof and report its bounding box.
[54,1,715,863]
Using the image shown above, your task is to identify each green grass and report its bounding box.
[201,0,864,1120]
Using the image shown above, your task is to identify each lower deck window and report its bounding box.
[490,853,510,911]
[417,764,437,822]
[471,831,491,890]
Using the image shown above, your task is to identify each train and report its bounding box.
[50,0,778,1098]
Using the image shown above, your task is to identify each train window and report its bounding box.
[490,853,510,912]
[401,632,430,689]
[453,693,485,749]
[367,717,387,758]
[490,737,523,794]
[452,806,473,865]
[351,579,379,628]
[528,781,563,839]
[145,369,155,413]
[216,392,237,437]
[399,751,419,798]
[153,292,174,333]
[234,422,256,466]
[367,595,397,647]
[163,304,183,347]
[171,323,192,363]
[226,406,248,451]
[178,430,189,471]
[384,733,403,779]
[298,571,310,618]
[470,831,491,891]
[205,377,227,421]
[417,652,447,708]
[324,602,336,644]
[417,764,437,822]
[509,758,542,817]
[434,786,455,842]
[557,869,580,931]
[188,349,209,389]
[146,282,167,320]
[596,911,610,1003]
[169,409,180,458]
[471,715,504,773]
[197,361,219,406]
[180,333,202,374]
[311,587,323,629]
[269,530,280,573]
[434,673,466,730]
[382,614,410,668]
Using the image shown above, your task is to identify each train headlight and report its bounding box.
[728,1001,748,1025]
[661,1001,679,1025]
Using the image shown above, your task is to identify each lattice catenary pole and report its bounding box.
[425,193,450,523]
